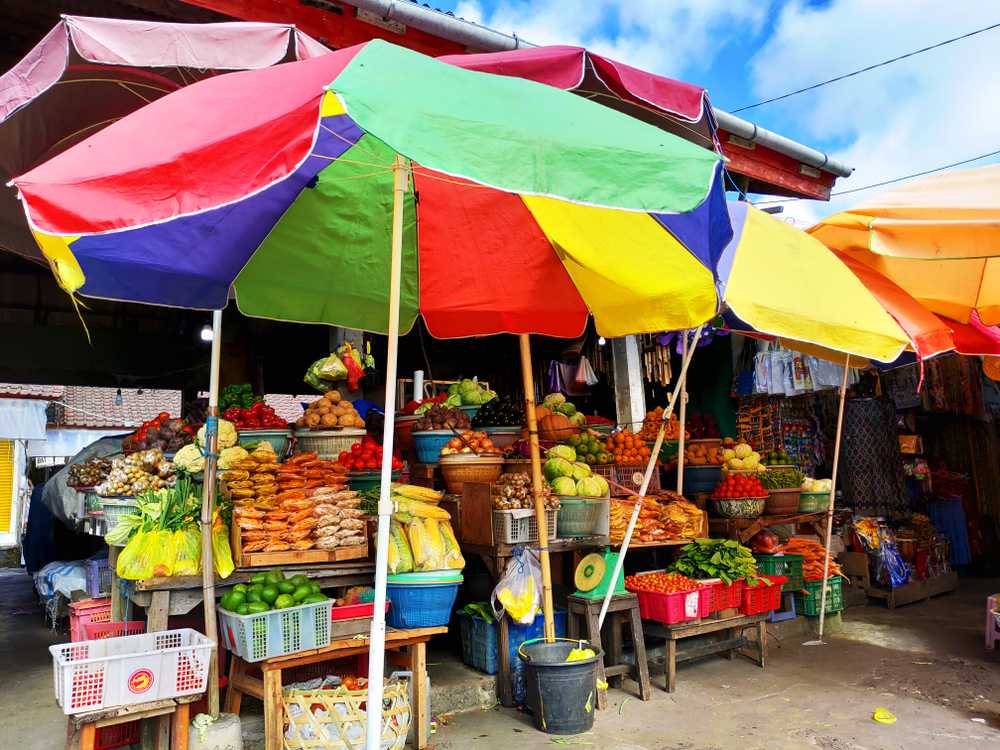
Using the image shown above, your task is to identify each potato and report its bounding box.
[317,405,331,415]
[329,391,342,403]
[306,413,321,428]
[321,413,337,427]
[338,414,354,427]
[353,417,365,428]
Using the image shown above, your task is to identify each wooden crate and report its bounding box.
[230,522,369,568]
[458,482,494,546]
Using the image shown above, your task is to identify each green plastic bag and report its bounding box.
[173,527,202,576]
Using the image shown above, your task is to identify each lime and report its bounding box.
[265,571,284,586]
[250,573,268,585]
[232,583,248,595]
[246,589,263,604]
[236,603,250,616]
[277,581,296,595]
[302,593,328,604]
[250,583,264,595]
[290,575,310,588]
[292,585,312,602]
[247,601,271,614]
[221,591,245,611]
[260,585,279,605]
[307,582,320,594]
[274,594,295,609]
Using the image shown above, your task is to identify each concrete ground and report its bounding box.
[5,569,1000,749]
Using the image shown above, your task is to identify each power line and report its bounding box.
[732,21,1000,113]
[754,148,1000,205]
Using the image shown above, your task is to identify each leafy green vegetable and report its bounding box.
[670,538,760,585]
[759,468,805,490]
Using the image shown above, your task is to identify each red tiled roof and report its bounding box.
[264,394,316,423]
[55,387,182,429]
[0,383,65,400]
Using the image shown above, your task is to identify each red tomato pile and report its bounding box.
[713,474,766,499]
[222,402,287,430]
[337,436,404,472]
[624,572,704,594]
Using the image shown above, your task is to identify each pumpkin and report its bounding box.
[534,405,551,421]
[539,412,577,442]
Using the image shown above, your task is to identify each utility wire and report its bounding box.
[753,148,1000,205]
[732,21,1000,112]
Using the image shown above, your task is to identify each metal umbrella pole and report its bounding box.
[199,309,223,717]
[804,354,850,646]
[365,154,408,749]
[599,325,703,629]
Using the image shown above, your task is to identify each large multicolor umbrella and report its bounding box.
[809,164,1000,325]
[0,15,327,264]
[12,39,730,742]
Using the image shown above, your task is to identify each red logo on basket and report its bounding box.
[127,668,154,694]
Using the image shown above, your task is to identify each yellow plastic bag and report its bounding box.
[116,529,175,580]
[212,519,235,579]
[173,527,202,576]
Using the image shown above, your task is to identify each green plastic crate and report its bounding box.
[795,577,843,616]
[754,553,804,592]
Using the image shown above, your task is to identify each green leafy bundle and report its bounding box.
[671,538,760,585]
[759,468,805,490]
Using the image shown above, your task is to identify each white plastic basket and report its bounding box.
[218,599,334,663]
[99,497,138,527]
[50,628,212,715]
[492,509,558,545]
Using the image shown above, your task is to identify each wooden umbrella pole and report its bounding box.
[676,331,688,495]
[816,355,850,642]
[519,333,556,641]
[199,309,223,717]
[599,325,702,629]
[364,153,408,750]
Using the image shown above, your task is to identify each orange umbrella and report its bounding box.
[810,164,1000,325]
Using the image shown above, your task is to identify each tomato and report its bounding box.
[351,444,363,455]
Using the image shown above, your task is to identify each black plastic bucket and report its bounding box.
[518,638,602,735]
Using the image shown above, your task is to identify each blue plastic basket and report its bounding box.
[457,609,567,676]
[411,431,454,465]
[386,582,460,628]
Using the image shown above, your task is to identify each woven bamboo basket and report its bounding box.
[283,679,410,750]
[439,454,503,495]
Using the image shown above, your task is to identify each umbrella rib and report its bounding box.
[116,81,153,104]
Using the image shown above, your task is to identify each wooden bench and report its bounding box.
[67,695,197,750]
[225,626,445,750]
[644,613,768,692]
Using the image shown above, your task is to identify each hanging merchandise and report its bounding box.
[492,548,542,624]
[575,356,599,387]
[337,341,366,392]
[639,333,672,387]
[304,353,348,392]
[840,398,908,517]
[547,360,565,395]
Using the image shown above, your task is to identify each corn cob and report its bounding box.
[392,483,444,503]
[396,497,450,521]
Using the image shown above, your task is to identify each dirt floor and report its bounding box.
[5,569,1000,749]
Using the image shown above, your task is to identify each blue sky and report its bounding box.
[435,0,1000,225]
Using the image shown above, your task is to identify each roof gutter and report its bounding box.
[345,0,853,179]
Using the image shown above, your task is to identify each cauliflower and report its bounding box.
[173,443,206,473]
[542,392,566,407]
[197,418,237,449]
[727,457,744,470]
[801,477,815,491]
[722,448,736,462]
[744,451,760,469]
[218,446,249,471]
[734,442,752,460]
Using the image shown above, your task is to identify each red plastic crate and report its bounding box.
[699,580,745,613]
[94,720,141,750]
[741,575,788,615]
[628,585,711,625]
[68,598,111,644]
[83,621,146,640]
[330,601,388,621]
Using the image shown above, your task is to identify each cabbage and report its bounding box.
[458,378,479,394]
[556,402,577,417]
[734,443,752,459]
[448,383,460,396]
[547,445,576,462]
[552,476,577,496]
[727,458,744,469]
[722,448,736,462]
[592,475,609,497]
[482,390,497,403]
[543,457,574,481]
[543,393,566,407]
[461,390,483,406]
[570,461,592,480]
[576,477,603,497]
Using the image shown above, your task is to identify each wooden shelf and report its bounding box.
[612,538,694,549]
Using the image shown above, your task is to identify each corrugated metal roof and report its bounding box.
[1,383,182,429]
[0,383,64,400]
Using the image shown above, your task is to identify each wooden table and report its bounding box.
[225,626,446,750]
[127,562,375,631]
[644,613,768,692]
[709,512,829,545]
[69,695,198,750]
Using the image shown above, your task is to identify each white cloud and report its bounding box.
[747,0,1000,218]
[453,0,770,78]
